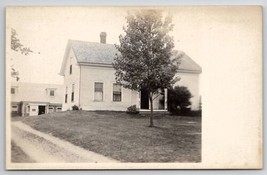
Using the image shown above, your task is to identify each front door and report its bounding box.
[141,89,149,109]
[38,105,46,115]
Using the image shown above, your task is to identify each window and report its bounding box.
[70,65,72,75]
[94,82,103,101]
[11,105,17,112]
[50,90,55,96]
[56,107,62,112]
[113,84,121,101]
[48,107,54,113]
[65,86,68,103]
[71,84,74,102]
[11,88,15,94]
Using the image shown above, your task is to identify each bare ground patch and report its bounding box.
[11,141,35,163]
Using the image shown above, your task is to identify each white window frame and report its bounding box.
[71,84,75,102]
[65,86,68,103]
[94,82,104,102]
[48,107,54,113]
[50,90,55,97]
[11,105,18,112]
[11,87,15,94]
[112,83,122,102]
[69,65,72,75]
[27,106,30,113]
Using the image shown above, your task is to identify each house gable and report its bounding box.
[59,41,72,76]
[61,43,81,110]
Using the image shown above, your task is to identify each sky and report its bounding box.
[7,7,206,85]
[6,6,261,99]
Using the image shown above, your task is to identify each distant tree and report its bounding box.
[11,29,33,55]
[113,10,181,127]
[10,28,33,81]
[168,86,193,113]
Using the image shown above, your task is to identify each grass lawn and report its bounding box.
[18,111,201,162]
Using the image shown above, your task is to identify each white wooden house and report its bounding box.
[59,33,202,112]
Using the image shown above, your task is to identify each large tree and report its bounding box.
[113,10,181,127]
[11,28,33,81]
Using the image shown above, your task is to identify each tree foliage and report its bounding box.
[113,10,181,126]
[10,28,33,81]
[11,28,33,55]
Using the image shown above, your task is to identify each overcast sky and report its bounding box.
[7,6,261,100]
[7,7,207,84]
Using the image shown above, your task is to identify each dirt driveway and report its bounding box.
[11,121,118,163]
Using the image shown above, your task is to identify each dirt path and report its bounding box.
[11,121,119,163]
[11,141,35,163]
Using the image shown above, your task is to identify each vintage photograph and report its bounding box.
[6,6,262,169]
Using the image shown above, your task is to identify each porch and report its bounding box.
[136,89,168,112]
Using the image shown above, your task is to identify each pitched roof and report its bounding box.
[171,50,202,73]
[69,40,118,65]
[59,40,201,75]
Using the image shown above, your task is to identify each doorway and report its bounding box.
[140,89,149,109]
[158,93,165,110]
[38,105,46,115]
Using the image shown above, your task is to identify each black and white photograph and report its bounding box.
[6,6,262,169]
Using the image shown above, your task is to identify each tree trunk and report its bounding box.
[149,92,154,127]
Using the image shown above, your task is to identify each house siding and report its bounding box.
[76,66,200,111]
[11,83,62,104]
[174,72,200,110]
[79,65,138,111]
[62,48,81,110]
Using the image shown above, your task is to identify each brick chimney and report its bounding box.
[100,32,107,44]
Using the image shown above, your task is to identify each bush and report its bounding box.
[126,105,139,114]
[72,105,79,110]
[168,86,193,114]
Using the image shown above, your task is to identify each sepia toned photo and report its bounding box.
[6,6,262,169]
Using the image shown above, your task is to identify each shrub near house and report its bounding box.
[126,105,139,114]
[168,86,201,116]
[72,105,79,110]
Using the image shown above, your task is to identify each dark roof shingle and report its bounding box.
[69,40,118,64]
[69,40,201,73]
